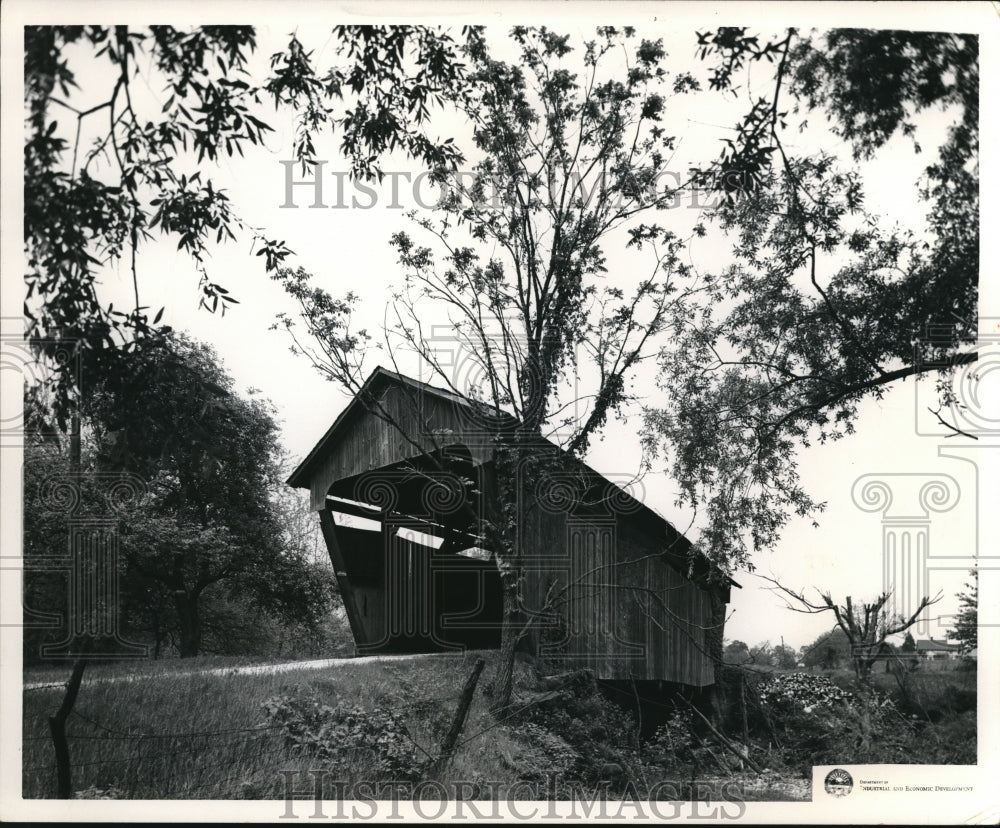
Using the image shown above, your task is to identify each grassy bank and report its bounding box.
[23,651,810,801]
[24,654,974,801]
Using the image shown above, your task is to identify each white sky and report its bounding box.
[3,4,997,656]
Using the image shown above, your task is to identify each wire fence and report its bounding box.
[22,684,474,799]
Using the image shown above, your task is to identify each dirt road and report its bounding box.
[23,651,455,691]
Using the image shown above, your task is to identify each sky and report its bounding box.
[4,4,997,655]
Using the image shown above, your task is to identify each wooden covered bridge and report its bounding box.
[288,367,732,691]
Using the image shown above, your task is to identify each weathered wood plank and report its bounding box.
[318,508,367,649]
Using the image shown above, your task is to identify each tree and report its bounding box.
[749,641,774,667]
[763,575,941,680]
[947,569,978,653]
[642,29,978,568]
[771,642,797,670]
[723,639,751,665]
[272,26,716,712]
[25,331,337,657]
[23,24,480,429]
[800,627,850,670]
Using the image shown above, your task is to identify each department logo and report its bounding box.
[824,768,853,797]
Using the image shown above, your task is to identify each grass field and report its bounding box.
[22,653,974,801]
[24,651,506,799]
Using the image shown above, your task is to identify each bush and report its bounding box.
[505,670,644,793]
[263,690,424,780]
[646,709,696,770]
[758,672,854,713]
[727,669,976,771]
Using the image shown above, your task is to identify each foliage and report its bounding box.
[23,24,479,426]
[726,667,976,771]
[722,639,751,664]
[748,642,775,667]
[647,709,696,767]
[512,671,644,793]
[264,690,424,780]
[644,28,978,569]
[763,576,940,679]
[758,672,853,714]
[509,722,579,781]
[771,643,797,670]
[272,25,712,712]
[20,650,974,801]
[947,569,978,653]
[21,333,336,659]
[799,626,850,669]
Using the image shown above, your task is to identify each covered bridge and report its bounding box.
[288,367,732,689]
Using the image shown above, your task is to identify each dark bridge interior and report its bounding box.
[321,447,504,654]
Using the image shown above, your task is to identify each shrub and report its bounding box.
[505,672,645,793]
[510,722,579,781]
[263,691,424,780]
[758,672,853,713]
[646,709,698,771]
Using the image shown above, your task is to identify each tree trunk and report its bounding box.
[174,593,201,658]
[490,577,520,714]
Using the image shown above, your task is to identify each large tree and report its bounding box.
[272,26,714,711]
[23,332,335,658]
[763,575,941,680]
[23,24,479,428]
[642,28,979,569]
[22,21,980,708]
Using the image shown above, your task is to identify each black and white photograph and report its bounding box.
[1,1,996,822]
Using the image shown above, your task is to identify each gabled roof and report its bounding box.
[915,638,961,652]
[287,366,507,490]
[288,366,737,592]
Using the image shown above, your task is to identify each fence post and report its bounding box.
[48,656,87,798]
[429,657,486,774]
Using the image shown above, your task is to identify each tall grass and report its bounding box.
[23,651,529,799]
[25,655,972,801]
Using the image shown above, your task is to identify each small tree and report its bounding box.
[762,576,941,681]
[723,639,751,665]
[947,569,978,654]
[772,643,798,670]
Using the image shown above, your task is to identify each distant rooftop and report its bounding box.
[914,638,961,652]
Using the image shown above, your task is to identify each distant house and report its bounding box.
[914,638,962,660]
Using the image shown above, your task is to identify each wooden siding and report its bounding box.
[307,383,495,510]
[298,371,726,686]
[518,504,715,686]
[331,519,502,653]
